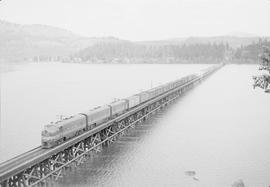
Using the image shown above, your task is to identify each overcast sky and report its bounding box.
[0,0,269,41]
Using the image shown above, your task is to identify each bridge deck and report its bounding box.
[0,65,221,184]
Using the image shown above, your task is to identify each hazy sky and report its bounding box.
[0,0,270,40]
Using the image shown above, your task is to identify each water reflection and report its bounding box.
[0,63,208,162]
[58,108,176,187]
[56,65,270,187]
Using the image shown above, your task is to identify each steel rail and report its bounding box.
[0,74,200,181]
[30,93,181,186]
[0,147,41,168]
[0,64,222,183]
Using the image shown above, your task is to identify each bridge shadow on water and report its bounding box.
[55,88,198,187]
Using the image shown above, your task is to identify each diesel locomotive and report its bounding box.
[41,66,220,148]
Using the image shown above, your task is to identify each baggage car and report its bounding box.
[126,95,140,108]
[109,100,128,116]
[82,105,111,129]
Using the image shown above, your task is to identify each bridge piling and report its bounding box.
[0,64,223,187]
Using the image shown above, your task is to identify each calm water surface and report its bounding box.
[0,63,207,162]
[1,63,269,187]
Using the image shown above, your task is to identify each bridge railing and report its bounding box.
[0,64,223,187]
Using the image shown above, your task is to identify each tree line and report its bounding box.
[75,42,229,63]
[233,39,270,63]
[72,38,270,64]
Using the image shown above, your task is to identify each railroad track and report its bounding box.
[0,64,223,185]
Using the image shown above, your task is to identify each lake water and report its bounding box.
[1,63,270,187]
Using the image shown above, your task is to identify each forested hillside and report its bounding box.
[233,39,270,63]
[0,20,119,62]
[1,20,269,64]
[75,41,229,63]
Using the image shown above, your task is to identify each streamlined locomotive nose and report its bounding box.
[41,136,55,148]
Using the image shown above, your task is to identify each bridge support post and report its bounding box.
[0,65,223,187]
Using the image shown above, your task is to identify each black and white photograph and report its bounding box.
[0,0,270,186]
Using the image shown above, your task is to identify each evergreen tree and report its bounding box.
[253,46,270,92]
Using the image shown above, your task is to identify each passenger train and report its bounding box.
[41,65,220,148]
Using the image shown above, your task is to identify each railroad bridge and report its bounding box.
[0,64,223,187]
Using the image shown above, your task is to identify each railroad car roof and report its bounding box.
[126,95,140,99]
[45,114,85,129]
[81,105,110,115]
[136,91,147,95]
[147,85,164,92]
[109,99,127,106]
